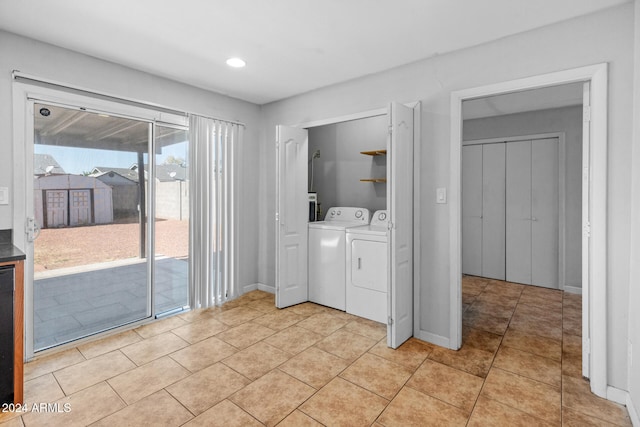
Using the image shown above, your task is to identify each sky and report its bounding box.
[35,141,188,175]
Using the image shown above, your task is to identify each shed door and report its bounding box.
[70,190,92,226]
[387,102,414,348]
[45,190,67,228]
[275,125,309,308]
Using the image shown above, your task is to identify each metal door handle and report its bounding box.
[357,258,362,269]
[26,217,41,241]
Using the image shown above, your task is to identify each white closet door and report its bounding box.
[531,138,559,288]
[462,145,482,276]
[482,143,506,280]
[506,140,533,285]
[275,125,309,308]
[387,101,414,349]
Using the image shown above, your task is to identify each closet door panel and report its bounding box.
[506,140,532,285]
[531,138,559,288]
[462,145,483,276]
[482,143,506,280]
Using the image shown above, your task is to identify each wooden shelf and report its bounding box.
[360,178,387,183]
[360,149,387,156]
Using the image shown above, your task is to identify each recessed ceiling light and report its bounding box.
[226,57,246,68]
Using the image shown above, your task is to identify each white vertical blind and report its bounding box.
[189,115,241,309]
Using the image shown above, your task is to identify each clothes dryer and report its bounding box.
[346,210,388,323]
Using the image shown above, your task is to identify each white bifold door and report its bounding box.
[275,126,309,308]
[462,138,559,288]
[275,102,415,349]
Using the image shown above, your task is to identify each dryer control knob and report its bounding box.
[379,212,387,220]
[355,210,363,218]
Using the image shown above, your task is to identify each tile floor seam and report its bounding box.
[161,385,200,421]
[485,363,563,424]
[270,369,324,424]
[400,383,474,418]
[333,372,392,403]
[83,380,128,426]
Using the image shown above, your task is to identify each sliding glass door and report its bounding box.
[154,125,189,316]
[31,101,189,351]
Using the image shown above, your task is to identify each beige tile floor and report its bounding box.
[1,277,632,426]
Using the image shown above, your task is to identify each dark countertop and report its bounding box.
[0,243,26,263]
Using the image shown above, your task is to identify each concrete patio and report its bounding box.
[34,257,188,350]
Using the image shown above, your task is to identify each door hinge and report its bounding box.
[583,166,589,181]
[387,316,394,326]
[387,221,393,230]
[275,212,280,222]
[275,140,279,149]
[388,125,393,135]
[584,337,591,354]
[583,106,591,122]
[583,222,591,238]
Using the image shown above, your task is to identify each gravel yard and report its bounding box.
[34,219,189,272]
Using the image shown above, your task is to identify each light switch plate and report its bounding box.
[0,187,8,205]
[436,187,447,204]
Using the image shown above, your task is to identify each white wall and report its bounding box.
[308,115,388,215]
[260,4,634,389]
[463,106,583,290]
[626,0,640,420]
[0,30,262,288]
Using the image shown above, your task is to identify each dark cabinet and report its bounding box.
[0,266,14,404]
[0,258,23,405]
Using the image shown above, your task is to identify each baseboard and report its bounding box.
[242,283,258,294]
[627,393,640,427]
[257,283,275,294]
[607,386,628,405]
[564,285,583,294]
[415,330,450,349]
[242,283,275,294]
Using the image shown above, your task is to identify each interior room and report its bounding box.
[0,0,640,426]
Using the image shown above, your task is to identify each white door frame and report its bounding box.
[449,63,608,397]
[12,79,187,359]
[292,102,422,341]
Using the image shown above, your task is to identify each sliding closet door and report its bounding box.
[506,140,533,285]
[506,138,559,288]
[531,138,559,288]
[462,145,482,276]
[482,143,506,280]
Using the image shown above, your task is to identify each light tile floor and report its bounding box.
[2,276,632,426]
[34,258,188,350]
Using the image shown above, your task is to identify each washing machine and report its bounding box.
[346,210,389,323]
[308,207,370,310]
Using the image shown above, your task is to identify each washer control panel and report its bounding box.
[325,207,371,223]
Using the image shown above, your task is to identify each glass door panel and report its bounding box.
[154,125,189,315]
[32,102,151,351]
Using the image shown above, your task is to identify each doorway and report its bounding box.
[450,64,608,397]
[275,102,420,349]
[13,82,190,358]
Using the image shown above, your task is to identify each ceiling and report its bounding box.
[0,0,629,105]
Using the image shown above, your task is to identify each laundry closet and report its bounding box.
[275,102,417,348]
